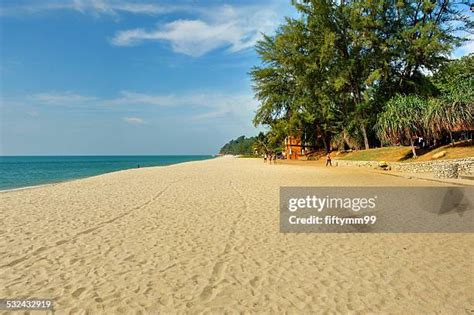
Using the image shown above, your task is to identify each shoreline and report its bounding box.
[0,156,217,193]
[4,154,471,193]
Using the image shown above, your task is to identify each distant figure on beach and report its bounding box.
[325,153,332,167]
[270,153,276,164]
[268,154,273,164]
[264,153,267,163]
[137,164,140,168]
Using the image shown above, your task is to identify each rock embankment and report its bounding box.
[335,158,474,179]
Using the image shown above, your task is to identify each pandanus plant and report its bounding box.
[375,95,428,158]
[426,81,474,144]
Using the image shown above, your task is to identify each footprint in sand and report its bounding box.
[199,261,228,302]
[211,261,228,282]
[72,287,86,298]
[249,276,261,288]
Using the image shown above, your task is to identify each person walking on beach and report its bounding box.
[264,153,267,163]
[325,153,332,167]
[270,152,276,164]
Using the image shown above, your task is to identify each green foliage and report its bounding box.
[431,54,474,95]
[426,77,474,138]
[375,72,473,155]
[220,131,286,156]
[376,94,429,157]
[250,0,473,152]
[375,95,428,144]
[219,136,257,155]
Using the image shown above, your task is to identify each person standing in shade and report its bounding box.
[325,153,332,167]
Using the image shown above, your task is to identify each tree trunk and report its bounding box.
[410,137,417,158]
[325,132,332,153]
[322,137,328,154]
[361,123,369,150]
[343,131,351,150]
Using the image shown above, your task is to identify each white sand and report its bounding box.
[1,157,472,313]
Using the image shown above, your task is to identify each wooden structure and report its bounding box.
[284,136,306,160]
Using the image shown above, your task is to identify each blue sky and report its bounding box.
[0,0,472,155]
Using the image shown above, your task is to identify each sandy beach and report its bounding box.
[1,157,472,314]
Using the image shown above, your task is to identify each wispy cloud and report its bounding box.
[22,90,257,122]
[123,116,146,124]
[2,1,287,57]
[108,90,257,121]
[104,91,181,106]
[26,111,40,117]
[29,92,97,105]
[0,0,176,16]
[110,5,280,56]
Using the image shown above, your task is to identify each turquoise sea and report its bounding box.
[0,155,214,191]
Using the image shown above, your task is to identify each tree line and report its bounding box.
[251,0,473,157]
[219,136,257,155]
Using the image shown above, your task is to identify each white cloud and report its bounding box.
[189,93,258,122]
[110,4,280,56]
[2,1,287,57]
[21,89,256,122]
[29,92,97,105]
[0,0,175,16]
[110,20,234,56]
[123,116,146,124]
[109,90,257,121]
[71,0,176,15]
[24,90,257,122]
[104,91,181,106]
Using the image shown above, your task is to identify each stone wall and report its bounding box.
[335,158,474,179]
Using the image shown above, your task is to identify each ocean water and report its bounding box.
[0,155,214,191]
